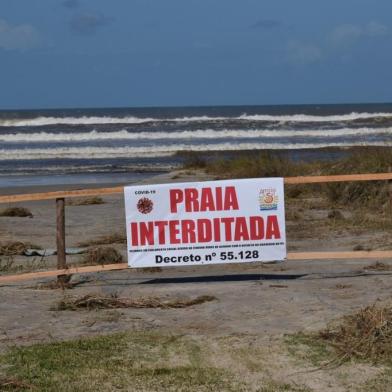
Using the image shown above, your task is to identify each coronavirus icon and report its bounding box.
[137,197,153,214]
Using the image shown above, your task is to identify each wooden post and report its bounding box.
[56,198,68,284]
[388,167,392,214]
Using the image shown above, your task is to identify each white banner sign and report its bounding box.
[124,178,286,268]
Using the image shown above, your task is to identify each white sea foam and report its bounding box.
[1,127,390,142]
[1,112,392,127]
[1,141,392,160]
[238,112,392,122]
[0,115,225,127]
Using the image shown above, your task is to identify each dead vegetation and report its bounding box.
[335,284,352,289]
[0,377,34,390]
[0,256,48,274]
[52,293,217,311]
[319,304,392,364]
[363,261,392,271]
[66,196,105,206]
[78,232,126,247]
[30,277,91,290]
[134,267,162,273]
[352,244,371,251]
[327,209,344,220]
[0,241,41,256]
[80,246,123,265]
[0,257,16,273]
[0,207,33,218]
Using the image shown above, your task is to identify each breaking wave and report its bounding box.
[1,127,391,142]
[1,112,392,127]
[0,115,224,127]
[237,112,392,122]
[2,141,392,160]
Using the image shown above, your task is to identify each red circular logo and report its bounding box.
[137,197,153,214]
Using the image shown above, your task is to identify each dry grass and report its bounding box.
[134,267,162,273]
[0,207,33,218]
[327,209,344,220]
[319,304,392,364]
[78,232,126,247]
[363,262,392,271]
[286,210,303,221]
[0,257,15,272]
[30,278,91,290]
[0,377,35,390]
[80,247,123,265]
[353,244,372,251]
[320,148,392,210]
[0,241,41,256]
[52,293,217,311]
[183,147,392,211]
[66,196,105,206]
[205,151,309,179]
[335,284,352,289]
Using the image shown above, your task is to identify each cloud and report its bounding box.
[329,24,362,47]
[328,21,388,47]
[62,0,79,9]
[70,12,113,35]
[251,19,281,30]
[0,19,41,50]
[366,21,388,37]
[285,20,389,67]
[287,41,322,65]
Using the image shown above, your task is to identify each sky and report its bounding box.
[0,0,392,109]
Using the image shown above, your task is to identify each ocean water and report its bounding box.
[1,103,392,187]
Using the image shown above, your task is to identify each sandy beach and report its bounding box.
[2,168,392,390]
[2,0,392,387]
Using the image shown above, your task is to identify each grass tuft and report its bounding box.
[327,209,344,220]
[363,262,392,271]
[0,257,15,272]
[80,247,123,265]
[0,241,41,256]
[0,207,33,218]
[287,304,392,367]
[66,196,105,206]
[318,304,392,364]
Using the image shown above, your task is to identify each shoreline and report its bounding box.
[1,145,388,192]
[0,169,214,197]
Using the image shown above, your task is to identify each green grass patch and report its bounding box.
[285,332,334,367]
[0,332,244,392]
